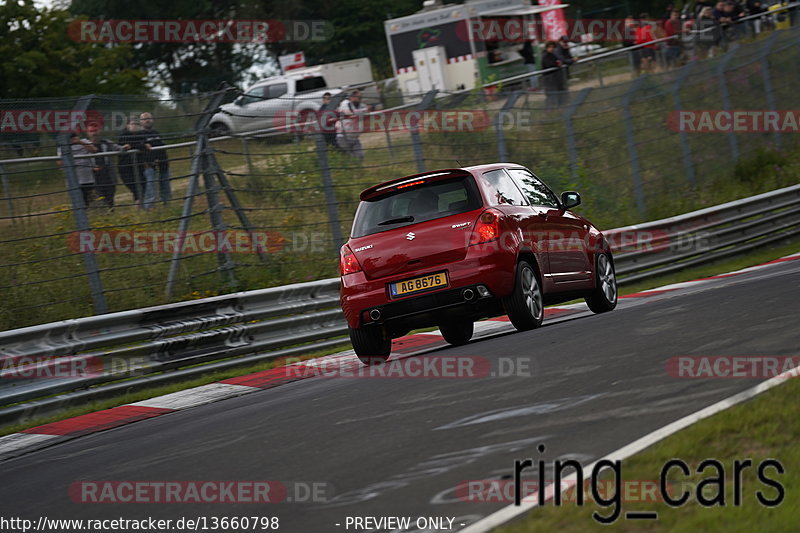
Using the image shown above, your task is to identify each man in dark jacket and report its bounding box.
[541,41,566,108]
[554,36,577,81]
[518,39,539,89]
[117,118,150,207]
[140,112,169,208]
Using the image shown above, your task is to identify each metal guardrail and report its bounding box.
[609,183,800,283]
[1,184,799,424]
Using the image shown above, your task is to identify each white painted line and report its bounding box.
[460,362,800,533]
[0,433,61,455]
[129,383,256,410]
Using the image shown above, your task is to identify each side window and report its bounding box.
[507,168,559,208]
[481,169,528,206]
[239,87,266,106]
[267,83,288,99]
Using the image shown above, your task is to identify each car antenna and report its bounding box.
[456,159,462,167]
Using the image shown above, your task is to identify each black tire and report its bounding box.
[209,122,230,137]
[585,252,618,313]
[440,320,474,346]
[503,261,544,331]
[349,326,391,365]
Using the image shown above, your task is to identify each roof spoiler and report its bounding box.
[359,168,470,201]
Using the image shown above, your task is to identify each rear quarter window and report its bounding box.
[480,169,528,206]
[352,177,482,238]
[296,76,327,93]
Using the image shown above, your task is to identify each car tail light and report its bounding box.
[470,209,501,245]
[340,244,363,275]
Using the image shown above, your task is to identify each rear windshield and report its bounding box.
[351,176,482,238]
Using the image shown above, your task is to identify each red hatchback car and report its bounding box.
[340,163,617,365]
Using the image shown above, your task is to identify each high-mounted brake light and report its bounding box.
[340,244,363,275]
[397,180,425,189]
[470,209,500,245]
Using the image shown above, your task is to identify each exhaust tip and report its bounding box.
[477,285,490,297]
[369,308,382,321]
[463,288,475,301]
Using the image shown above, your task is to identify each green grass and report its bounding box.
[496,378,800,532]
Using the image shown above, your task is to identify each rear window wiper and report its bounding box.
[377,216,414,226]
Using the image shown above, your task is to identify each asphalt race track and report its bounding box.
[1,258,798,532]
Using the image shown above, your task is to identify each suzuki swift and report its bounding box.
[339,163,617,365]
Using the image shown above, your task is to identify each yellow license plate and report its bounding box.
[390,272,448,297]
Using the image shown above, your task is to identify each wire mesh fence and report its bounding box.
[1,24,800,330]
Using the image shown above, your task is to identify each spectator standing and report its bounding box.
[336,90,368,159]
[518,39,539,90]
[117,118,148,206]
[664,9,685,66]
[623,16,642,74]
[140,112,170,207]
[554,36,576,81]
[695,6,722,58]
[768,0,792,30]
[722,1,745,39]
[319,92,339,149]
[58,132,97,207]
[87,123,128,209]
[541,41,566,108]
[634,15,657,73]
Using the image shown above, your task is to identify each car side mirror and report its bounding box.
[561,191,581,209]
[234,96,243,106]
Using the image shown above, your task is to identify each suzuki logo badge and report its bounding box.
[406,232,416,241]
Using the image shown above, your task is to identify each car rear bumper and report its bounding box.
[340,251,516,328]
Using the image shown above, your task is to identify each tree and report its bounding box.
[68,0,271,94]
[0,0,147,98]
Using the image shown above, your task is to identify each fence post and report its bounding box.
[166,89,233,297]
[593,60,605,88]
[0,164,14,221]
[242,137,255,177]
[384,124,395,158]
[57,94,107,314]
[132,151,142,205]
[564,88,591,183]
[203,156,238,290]
[670,62,697,187]
[622,76,647,218]
[495,90,523,162]
[315,131,345,251]
[717,45,740,161]
[411,90,438,173]
[208,153,270,265]
[759,32,781,149]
